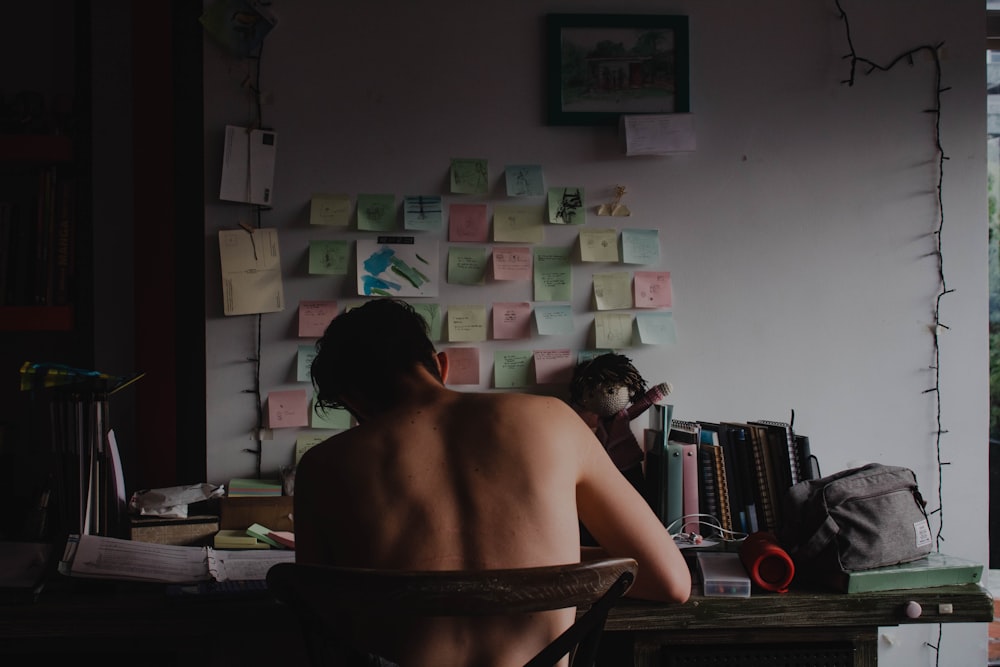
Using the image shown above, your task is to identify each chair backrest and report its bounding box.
[266,557,637,667]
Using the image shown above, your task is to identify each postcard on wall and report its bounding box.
[219,227,284,316]
[356,238,438,297]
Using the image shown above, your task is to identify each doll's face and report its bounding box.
[580,384,631,417]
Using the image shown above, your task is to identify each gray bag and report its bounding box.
[778,463,933,581]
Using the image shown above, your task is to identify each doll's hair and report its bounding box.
[569,353,648,406]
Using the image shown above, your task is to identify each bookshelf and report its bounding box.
[0,0,93,541]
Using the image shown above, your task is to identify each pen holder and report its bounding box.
[739,531,795,593]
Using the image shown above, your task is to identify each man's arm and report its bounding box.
[574,423,691,603]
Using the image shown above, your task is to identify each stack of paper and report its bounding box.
[228,478,282,497]
[247,523,295,550]
[213,529,270,550]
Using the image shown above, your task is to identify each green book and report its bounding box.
[831,552,983,593]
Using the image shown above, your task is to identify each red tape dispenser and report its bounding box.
[739,531,795,593]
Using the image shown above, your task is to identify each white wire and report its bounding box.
[665,513,748,543]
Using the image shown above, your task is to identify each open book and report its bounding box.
[59,534,295,583]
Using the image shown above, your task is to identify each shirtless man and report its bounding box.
[295,298,690,667]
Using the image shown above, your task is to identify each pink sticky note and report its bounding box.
[634,271,672,308]
[492,246,532,281]
[449,203,489,242]
[299,300,338,337]
[492,302,532,340]
[444,347,480,385]
[533,349,574,384]
[268,389,309,428]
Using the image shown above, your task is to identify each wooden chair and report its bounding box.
[266,557,638,667]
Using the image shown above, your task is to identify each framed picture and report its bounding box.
[546,14,689,126]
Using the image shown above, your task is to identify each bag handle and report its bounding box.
[791,514,839,560]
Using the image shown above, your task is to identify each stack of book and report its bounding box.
[643,407,819,539]
[227,478,282,497]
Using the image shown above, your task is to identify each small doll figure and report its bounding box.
[569,353,672,484]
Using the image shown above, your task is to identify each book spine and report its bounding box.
[681,443,699,533]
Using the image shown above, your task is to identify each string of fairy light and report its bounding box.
[234,36,268,479]
[835,1,952,663]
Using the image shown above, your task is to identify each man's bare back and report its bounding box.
[297,299,690,667]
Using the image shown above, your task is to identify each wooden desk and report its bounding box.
[0,579,991,666]
[609,584,994,667]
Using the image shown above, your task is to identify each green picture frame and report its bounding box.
[546,13,690,126]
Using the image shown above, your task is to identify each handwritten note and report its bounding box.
[492,246,532,281]
[636,311,677,344]
[620,113,696,156]
[298,300,337,337]
[444,347,480,385]
[533,349,574,385]
[447,247,488,285]
[594,313,634,349]
[296,344,315,382]
[492,302,532,340]
[533,246,572,301]
[534,304,574,335]
[593,272,633,310]
[493,350,533,388]
[267,389,309,428]
[621,228,660,265]
[447,305,488,342]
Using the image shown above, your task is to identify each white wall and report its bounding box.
[202,2,988,664]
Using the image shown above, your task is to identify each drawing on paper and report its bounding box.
[357,239,438,297]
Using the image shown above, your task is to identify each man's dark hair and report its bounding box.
[311,298,440,412]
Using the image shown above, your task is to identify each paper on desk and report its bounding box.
[63,534,214,583]
[208,549,295,581]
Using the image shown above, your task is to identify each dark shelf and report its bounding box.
[0,306,74,331]
[0,135,73,163]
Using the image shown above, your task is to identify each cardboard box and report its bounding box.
[129,515,219,546]
[219,496,293,532]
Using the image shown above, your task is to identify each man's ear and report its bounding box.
[436,351,449,383]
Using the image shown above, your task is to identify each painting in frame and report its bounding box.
[546,13,690,126]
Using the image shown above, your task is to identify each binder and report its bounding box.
[680,443,699,533]
[663,442,684,532]
[643,404,673,524]
[668,420,700,534]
